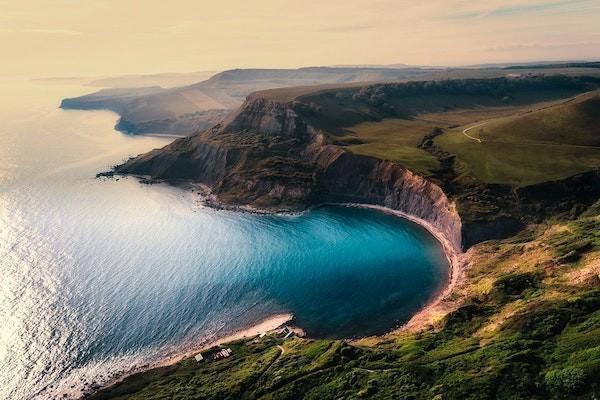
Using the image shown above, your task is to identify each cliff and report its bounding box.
[312,147,463,250]
[116,96,464,250]
[115,81,600,251]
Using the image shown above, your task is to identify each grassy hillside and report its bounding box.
[332,119,441,176]
[435,92,600,186]
[91,207,600,400]
[461,91,600,146]
[285,77,600,185]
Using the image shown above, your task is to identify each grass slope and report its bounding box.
[285,76,600,183]
[465,92,600,146]
[335,119,441,176]
[91,207,600,399]
[436,92,600,186]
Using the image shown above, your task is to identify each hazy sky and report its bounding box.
[1,0,599,77]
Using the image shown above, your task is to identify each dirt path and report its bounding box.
[460,90,600,145]
[462,122,485,143]
[277,345,285,355]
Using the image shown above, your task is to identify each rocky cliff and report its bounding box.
[116,95,464,251]
[312,147,463,250]
[115,92,600,251]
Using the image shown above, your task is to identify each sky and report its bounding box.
[1,0,599,77]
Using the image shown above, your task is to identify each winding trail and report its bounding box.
[462,122,486,143]
[459,90,600,145]
[461,121,600,149]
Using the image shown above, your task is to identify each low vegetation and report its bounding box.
[334,118,441,176]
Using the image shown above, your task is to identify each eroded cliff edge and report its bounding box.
[114,91,600,251]
[116,95,463,250]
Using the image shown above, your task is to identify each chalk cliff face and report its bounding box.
[312,147,463,250]
[116,96,464,251]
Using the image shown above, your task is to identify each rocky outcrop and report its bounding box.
[220,96,310,139]
[311,148,462,250]
[114,93,600,252]
[117,96,464,251]
[116,137,241,183]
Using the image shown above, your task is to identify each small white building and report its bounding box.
[194,353,204,362]
[214,348,233,360]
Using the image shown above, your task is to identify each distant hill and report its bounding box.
[504,61,600,70]
[86,70,220,89]
[61,64,600,138]
[34,70,220,89]
[60,66,445,135]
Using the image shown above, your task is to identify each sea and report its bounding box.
[0,78,448,399]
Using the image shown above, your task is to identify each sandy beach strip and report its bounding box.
[337,203,465,333]
[155,313,294,368]
[91,313,293,397]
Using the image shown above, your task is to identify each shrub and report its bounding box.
[493,272,540,299]
[545,367,588,394]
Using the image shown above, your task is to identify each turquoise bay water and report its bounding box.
[0,79,448,399]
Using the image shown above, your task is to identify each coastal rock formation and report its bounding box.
[116,95,464,250]
[313,148,462,250]
[115,90,600,251]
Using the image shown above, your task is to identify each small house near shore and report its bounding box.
[213,348,233,360]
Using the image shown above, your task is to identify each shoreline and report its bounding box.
[153,313,295,369]
[89,313,294,398]
[334,203,464,333]
[91,176,464,397]
[133,177,465,332]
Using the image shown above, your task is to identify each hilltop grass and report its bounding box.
[434,93,600,186]
[319,88,600,187]
[466,92,600,147]
[436,132,600,186]
[335,119,441,176]
[91,209,600,400]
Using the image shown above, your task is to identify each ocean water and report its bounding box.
[0,79,449,399]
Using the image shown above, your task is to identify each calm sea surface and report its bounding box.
[0,79,448,399]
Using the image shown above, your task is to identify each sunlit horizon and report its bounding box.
[2,0,599,78]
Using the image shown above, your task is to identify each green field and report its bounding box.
[437,132,600,186]
[435,92,600,186]
[321,88,600,186]
[451,92,600,147]
[336,119,441,176]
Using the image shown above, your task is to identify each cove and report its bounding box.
[0,80,448,399]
